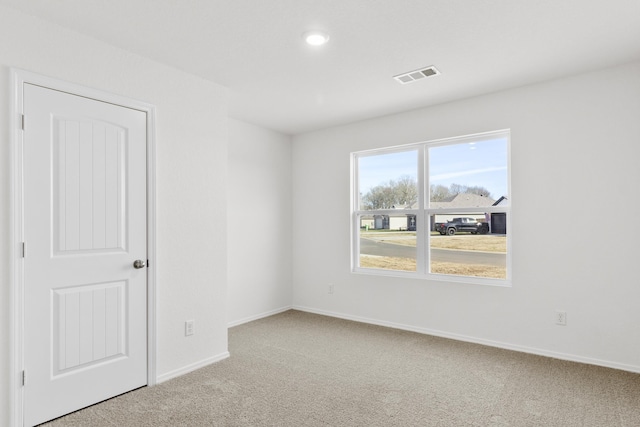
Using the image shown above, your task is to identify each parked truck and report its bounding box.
[434,217,489,235]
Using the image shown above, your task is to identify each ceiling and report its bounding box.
[3,0,640,135]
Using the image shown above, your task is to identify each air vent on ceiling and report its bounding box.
[393,66,440,84]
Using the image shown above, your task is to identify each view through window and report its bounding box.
[352,130,510,284]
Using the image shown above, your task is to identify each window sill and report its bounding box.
[351,267,512,287]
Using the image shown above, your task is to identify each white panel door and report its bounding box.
[22,84,147,427]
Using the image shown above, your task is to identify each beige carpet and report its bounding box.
[43,310,640,426]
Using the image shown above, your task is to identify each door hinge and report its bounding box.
[22,242,26,258]
[21,114,25,130]
[22,370,26,386]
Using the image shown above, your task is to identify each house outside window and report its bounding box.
[351,130,510,285]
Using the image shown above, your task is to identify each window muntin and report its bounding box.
[352,130,510,285]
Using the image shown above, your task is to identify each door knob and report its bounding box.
[133,259,146,269]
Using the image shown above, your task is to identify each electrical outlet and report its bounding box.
[185,320,195,336]
[555,311,567,326]
[328,284,334,294]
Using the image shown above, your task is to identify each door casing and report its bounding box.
[10,69,157,427]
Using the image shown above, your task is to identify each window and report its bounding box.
[351,130,510,285]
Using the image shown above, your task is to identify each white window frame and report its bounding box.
[351,129,511,286]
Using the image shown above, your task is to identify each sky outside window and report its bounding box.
[358,138,507,201]
[429,137,508,200]
[358,150,417,196]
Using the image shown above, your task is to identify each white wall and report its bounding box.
[227,119,293,326]
[292,61,640,372]
[0,6,229,424]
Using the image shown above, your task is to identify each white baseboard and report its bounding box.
[292,305,640,374]
[228,305,292,328]
[156,351,230,384]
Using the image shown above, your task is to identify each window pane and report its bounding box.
[430,213,507,279]
[359,214,417,272]
[429,138,508,208]
[358,150,418,210]
[351,130,510,283]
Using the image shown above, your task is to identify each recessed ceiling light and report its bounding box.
[303,31,330,46]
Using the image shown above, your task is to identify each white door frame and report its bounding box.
[10,69,157,427]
